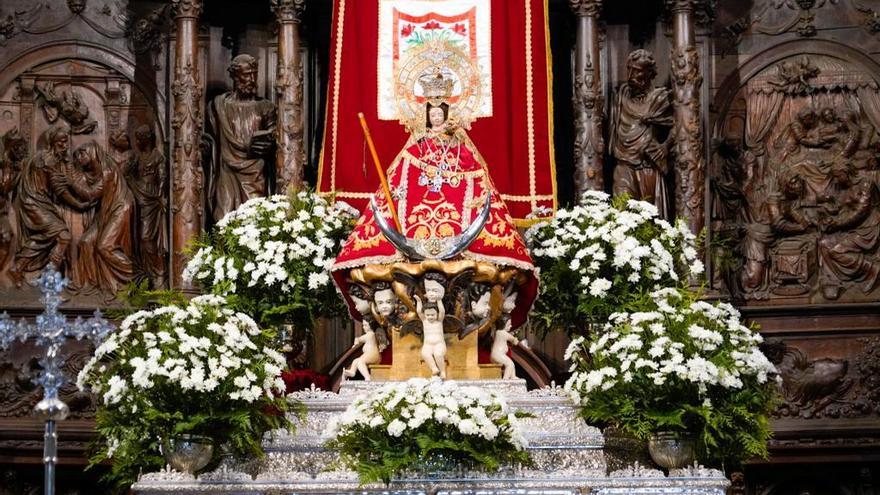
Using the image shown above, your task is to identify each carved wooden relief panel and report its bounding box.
[709,3,880,488]
[711,51,880,305]
[763,336,880,420]
[0,58,167,304]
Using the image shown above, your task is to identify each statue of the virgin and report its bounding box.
[332,41,538,332]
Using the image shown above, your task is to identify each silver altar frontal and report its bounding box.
[132,380,729,495]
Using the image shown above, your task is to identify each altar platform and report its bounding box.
[132,380,729,495]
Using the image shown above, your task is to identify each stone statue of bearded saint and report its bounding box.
[205,54,277,224]
[610,49,673,218]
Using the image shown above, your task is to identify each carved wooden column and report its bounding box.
[669,0,705,235]
[271,0,306,193]
[170,0,204,289]
[570,0,605,194]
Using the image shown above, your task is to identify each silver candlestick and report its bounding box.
[0,265,115,495]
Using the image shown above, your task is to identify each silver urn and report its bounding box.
[647,431,696,469]
[162,434,214,474]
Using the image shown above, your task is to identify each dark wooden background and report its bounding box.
[0,0,878,493]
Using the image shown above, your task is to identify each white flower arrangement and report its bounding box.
[78,295,286,408]
[183,192,357,329]
[77,295,292,486]
[325,378,531,484]
[563,287,779,465]
[525,191,703,334]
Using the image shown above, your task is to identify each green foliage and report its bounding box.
[325,379,532,485]
[330,418,530,485]
[526,192,702,337]
[79,296,293,492]
[183,191,357,331]
[565,288,780,468]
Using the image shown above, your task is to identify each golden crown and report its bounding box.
[418,68,455,104]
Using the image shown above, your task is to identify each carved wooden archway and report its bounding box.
[712,38,880,135]
[0,40,167,133]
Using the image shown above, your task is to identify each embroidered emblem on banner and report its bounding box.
[377,0,492,121]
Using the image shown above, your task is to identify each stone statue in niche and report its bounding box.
[128,124,168,288]
[0,128,27,274]
[12,126,74,283]
[204,54,277,224]
[35,83,97,135]
[52,141,135,296]
[610,49,673,218]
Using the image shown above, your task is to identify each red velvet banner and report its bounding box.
[317,0,557,223]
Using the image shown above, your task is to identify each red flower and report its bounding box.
[281,368,330,393]
[401,23,414,37]
[453,23,467,36]
[423,21,442,30]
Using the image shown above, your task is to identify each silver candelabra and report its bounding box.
[0,265,115,495]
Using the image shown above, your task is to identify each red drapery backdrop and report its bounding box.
[317,0,557,224]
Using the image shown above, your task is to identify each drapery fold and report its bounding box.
[856,87,880,139]
[745,89,785,153]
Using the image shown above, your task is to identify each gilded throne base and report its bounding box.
[369,329,502,380]
[347,259,527,381]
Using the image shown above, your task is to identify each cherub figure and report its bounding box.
[343,320,382,381]
[371,281,399,328]
[415,295,447,379]
[343,285,388,380]
[491,319,523,380]
[423,272,446,303]
[397,270,466,338]
[470,289,492,319]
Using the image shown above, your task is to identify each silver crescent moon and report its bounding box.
[370,192,493,261]
[370,196,425,260]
